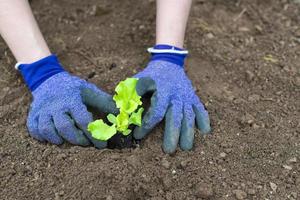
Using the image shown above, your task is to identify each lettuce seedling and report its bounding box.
[87,78,144,141]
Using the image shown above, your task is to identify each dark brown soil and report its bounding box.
[1,0,299,199]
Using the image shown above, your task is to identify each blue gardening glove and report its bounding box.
[133,45,211,154]
[18,55,117,148]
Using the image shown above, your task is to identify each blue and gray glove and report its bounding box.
[18,55,117,148]
[134,44,211,154]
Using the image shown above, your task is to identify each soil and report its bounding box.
[1,0,299,199]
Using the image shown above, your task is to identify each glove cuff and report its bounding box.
[17,54,65,91]
[148,44,188,67]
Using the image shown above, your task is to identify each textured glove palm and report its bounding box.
[27,72,118,148]
[15,54,118,149]
[134,60,211,153]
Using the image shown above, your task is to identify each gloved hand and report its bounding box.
[18,55,117,148]
[133,45,211,154]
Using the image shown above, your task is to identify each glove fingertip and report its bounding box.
[193,104,212,135]
[27,126,45,142]
[180,128,194,151]
[133,126,149,140]
[27,116,45,142]
[180,143,193,151]
[43,125,64,145]
[51,138,64,145]
[83,130,107,149]
[29,133,46,143]
[93,140,107,149]
[197,116,211,134]
[162,142,177,154]
[75,135,91,146]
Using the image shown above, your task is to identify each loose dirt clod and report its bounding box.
[179,160,188,169]
[161,158,171,169]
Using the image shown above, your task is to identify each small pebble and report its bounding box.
[224,148,232,153]
[255,25,263,32]
[139,25,145,30]
[252,123,260,129]
[287,157,297,163]
[161,158,170,169]
[179,160,188,169]
[106,195,113,200]
[206,33,214,39]
[291,192,298,199]
[240,113,254,125]
[220,152,227,158]
[54,193,61,200]
[233,189,247,200]
[245,70,255,83]
[247,188,256,195]
[239,27,250,32]
[270,182,277,192]
[194,183,214,199]
[282,165,292,170]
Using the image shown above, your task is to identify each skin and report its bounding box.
[156,0,192,48]
[0,0,51,63]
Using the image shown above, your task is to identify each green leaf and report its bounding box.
[116,111,129,132]
[113,78,142,114]
[107,114,116,124]
[87,119,117,141]
[129,107,144,126]
[123,129,132,136]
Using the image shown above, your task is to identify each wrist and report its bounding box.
[148,44,188,67]
[17,54,65,91]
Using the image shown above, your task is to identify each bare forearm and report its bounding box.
[156,0,192,48]
[0,0,50,63]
